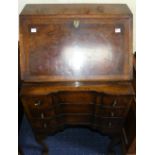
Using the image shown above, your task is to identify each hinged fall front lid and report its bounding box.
[19,4,133,82]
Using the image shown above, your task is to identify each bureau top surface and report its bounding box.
[20,4,132,17]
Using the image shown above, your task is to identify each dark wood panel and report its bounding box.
[63,114,92,125]
[61,104,94,114]
[58,91,96,104]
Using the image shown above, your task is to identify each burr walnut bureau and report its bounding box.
[19,4,134,155]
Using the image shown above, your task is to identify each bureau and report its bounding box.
[19,4,134,155]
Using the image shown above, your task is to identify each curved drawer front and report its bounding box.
[62,114,92,125]
[61,104,94,114]
[22,95,53,110]
[95,106,127,117]
[58,91,96,104]
[29,108,56,119]
[31,119,59,132]
[20,18,132,82]
[94,117,124,129]
[21,95,55,119]
[102,95,132,108]
[21,92,132,134]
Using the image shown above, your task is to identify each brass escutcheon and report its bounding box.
[73,20,80,28]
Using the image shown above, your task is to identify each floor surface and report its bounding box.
[19,116,122,155]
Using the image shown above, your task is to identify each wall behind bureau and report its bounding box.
[18,0,136,52]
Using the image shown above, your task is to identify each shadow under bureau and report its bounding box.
[19,4,134,155]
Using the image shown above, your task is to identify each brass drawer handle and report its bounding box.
[112,99,117,107]
[41,113,44,119]
[73,20,80,28]
[34,100,42,106]
[111,112,114,117]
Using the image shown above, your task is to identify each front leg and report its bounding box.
[107,135,121,155]
[36,134,48,155]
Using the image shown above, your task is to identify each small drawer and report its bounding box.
[31,119,58,129]
[94,117,124,129]
[61,104,94,114]
[95,106,126,117]
[30,108,56,119]
[58,92,96,104]
[63,114,92,125]
[102,95,132,107]
[22,95,53,110]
